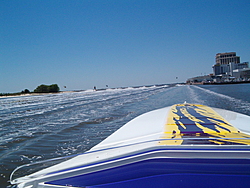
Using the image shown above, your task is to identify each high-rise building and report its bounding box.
[213,52,246,76]
[187,52,249,84]
[213,52,249,79]
[215,52,240,65]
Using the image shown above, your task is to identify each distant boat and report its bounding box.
[10,103,250,187]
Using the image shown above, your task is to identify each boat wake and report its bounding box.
[192,85,250,115]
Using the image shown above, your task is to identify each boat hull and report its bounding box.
[11,104,250,188]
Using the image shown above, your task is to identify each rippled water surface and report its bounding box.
[1,84,250,187]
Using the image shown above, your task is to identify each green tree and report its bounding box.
[34,84,49,93]
[49,84,60,92]
[21,89,30,93]
[34,84,60,93]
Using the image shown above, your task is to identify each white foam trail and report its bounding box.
[0,86,164,146]
[193,85,250,113]
[186,85,206,105]
[194,85,239,101]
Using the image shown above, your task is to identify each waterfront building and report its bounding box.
[186,75,214,84]
[213,52,249,80]
[213,52,241,75]
[187,52,249,84]
[215,52,240,65]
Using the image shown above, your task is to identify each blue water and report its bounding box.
[1,84,250,187]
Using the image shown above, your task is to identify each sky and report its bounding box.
[1,0,250,93]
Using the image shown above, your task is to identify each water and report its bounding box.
[1,84,250,187]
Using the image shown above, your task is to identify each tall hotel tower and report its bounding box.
[215,52,240,65]
[213,52,240,76]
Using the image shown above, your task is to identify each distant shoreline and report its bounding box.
[187,80,250,85]
[0,83,182,98]
[0,91,74,98]
[204,80,250,85]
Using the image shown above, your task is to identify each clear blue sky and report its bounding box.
[1,0,250,93]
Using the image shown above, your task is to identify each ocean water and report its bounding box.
[1,84,250,187]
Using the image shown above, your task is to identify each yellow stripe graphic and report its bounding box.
[159,104,183,145]
[159,104,250,145]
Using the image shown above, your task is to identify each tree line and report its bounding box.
[34,84,60,93]
[0,84,60,96]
